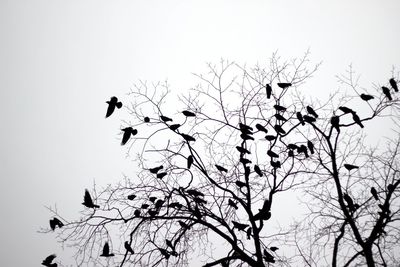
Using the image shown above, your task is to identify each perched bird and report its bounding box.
[187,155,194,169]
[306,106,318,118]
[148,209,159,217]
[236,146,251,154]
[182,110,196,117]
[155,199,165,209]
[343,193,355,212]
[254,165,263,177]
[265,135,276,141]
[287,144,299,150]
[246,227,252,240]
[178,220,190,230]
[100,242,115,257]
[149,196,157,203]
[160,115,173,122]
[277,82,292,89]
[181,133,196,142]
[159,248,170,260]
[141,203,150,209]
[255,123,268,133]
[157,172,167,179]
[254,199,271,221]
[215,164,228,172]
[169,202,183,209]
[149,165,163,174]
[105,96,122,118]
[274,114,287,121]
[232,221,249,231]
[270,246,279,252]
[270,160,281,169]
[49,217,64,231]
[144,116,150,123]
[240,133,255,141]
[274,104,286,112]
[344,164,359,171]
[296,112,305,126]
[263,249,275,263]
[42,254,57,267]
[352,112,364,128]
[307,140,314,154]
[240,157,252,165]
[267,150,279,158]
[124,241,135,254]
[274,125,286,135]
[134,209,141,217]
[370,187,379,201]
[382,86,393,101]
[186,189,205,197]
[82,189,100,209]
[360,93,374,101]
[297,145,309,158]
[266,84,272,99]
[339,106,353,114]
[127,194,136,200]
[389,78,398,92]
[303,115,316,123]
[239,123,253,132]
[169,124,181,131]
[228,199,238,210]
[235,180,247,188]
[331,116,340,132]
[121,127,138,145]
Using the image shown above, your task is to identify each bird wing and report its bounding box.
[105,104,115,118]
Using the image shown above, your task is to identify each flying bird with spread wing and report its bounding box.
[105,96,122,118]
[82,189,100,209]
[121,127,138,145]
[49,217,64,231]
[42,254,57,267]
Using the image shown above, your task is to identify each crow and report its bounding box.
[331,116,340,132]
[343,193,355,212]
[387,184,395,192]
[263,249,275,263]
[82,189,100,209]
[144,116,150,123]
[265,135,276,141]
[148,209,159,217]
[240,133,255,141]
[186,189,205,197]
[124,241,135,254]
[296,112,305,126]
[228,199,238,210]
[274,104,286,112]
[267,150,279,158]
[42,254,57,267]
[298,145,309,158]
[246,227,252,240]
[254,199,271,221]
[181,133,196,142]
[169,124,181,131]
[339,106,353,114]
[255,123,268,133]
[307,140,314,154]
[274,125,286,134]
[149,165,163,174]
[270,160,281,169]
[277,82,292,89]
[306,106,318,118]
[254,164,263,177]
[178,220,190,230]
[236,180,247,188]
[382,86,393,100]
[121,127,138,145]
[239,123,253,132]
[287,143,298,150]
[182,110,196,117]
[232,221,249,231]
[105,96,122,118]
[240,157,252,165]
[352,112,364,128]
[141,203,150,209]
[236,146,251,154]
[134,209,141,217]
[49,217,64,231]
[266,84,272,99]
[215,164,228,172]
[270,246,279,252]
[157,172,167,179]
[155,199,165,209]
[160,115,173,122]
[360,93,374,101]
[187,155,194,169]
[370,187,379,201]
[389,78,398,92]
[303,115,316,123]
[274,114,287,121]
[169,202,183,209]
[127,194,136,200]
[344,164,359,171]
[100,242,115,257]
[149,196,157,203]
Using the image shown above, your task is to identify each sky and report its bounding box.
[0,0,399,266]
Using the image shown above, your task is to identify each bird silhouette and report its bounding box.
[246,227,252,240]
[303,115,316,123]
[240,133,255,141]
[382,86,393,100]
[169,202,183,209]
[228,199,238,209]
[287,143,298,150]
[105,96,122,118]
[186,189,205,197]
[169,124,181,131]
[160,115,173,122]
[254,165,263,177]
[270,246,279,252]
[267,150,278,158]
[144,116,150,123]
[127,194,136,200]
[360,93,374,101]
[232,221,249,231]
[388,184,395,192]
[288,150,294,157]
[149,196,157,203]
[270,160,281,169]
[236,146,251,154]
[134,209,141,217]
[266,84,272,99]
[141,203,150,209]
[124,241,135,254]
[121,127,138,145]
[148,209,159,217]
[42,254,57,267]
[339,106,354,114]
[149,165,163,174]
[255,124,268,133]
[155,199,165,209]
[296,112,305,126]
[265,135,276,141]
[306,106,318,118]
[215,164,228,172]
[298,145,309,158]
[352,112,364,128]
[178,220,190,230]
[343,193,355,212]
[274,114,287,121]
[307,140,314,154]
[370,187,379,201]
[82,189,100,209]
[49,217,64,231]
[181,133,196,142]
[344,164,359,171]
[389,78,398,92]
[331,116,340,132]
[235,180,246,188]
[263,249,275,263]
[277,82,292,89]
[274,125,286,134]
[274,104,286,112]
[100,242,115,257]
[157,172,167,179]
[187,155,194,169]
[182,110,196,117]
[239,123,253,132]
[239,158,251,165]
[254,199,271,221]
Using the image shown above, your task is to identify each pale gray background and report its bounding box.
[0,0,399,266]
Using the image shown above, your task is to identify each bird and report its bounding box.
[169,202,183,209]
[178,220,190,230]
[352,112,364,128]
[105,96,122,118]
[240,133,255,141]
[255,124,268,133]
[331,116,340,132]
[149,165,163,174]
[181,133,196,142]
[287,144,298,151]
[274,104,286,112]
[265,135,276,141]
[263,249,275,263]
[148,209,159,217]
[235,180,247,188]
[124,241,135,254]
[288,150,294,157]
[246,227,252,240]
[306,106,318,118]
[296,112,305,126]
[159,248,171,260]
[157,172,167,179]
[82,189,100,209]
[186,189,205,197]
[228,199,238,209]
[382,86,393,100]
[149,196,157,203]
[42,254,57,267]
[144,116,150,123]
[270,160,281,169]
[274,125,286,134]
[49,217,64,231]
[307,140,314,154]
[344,164,359,171]
[360,93,374,101]
[134,209,141,217]
[182,110,196,117]
[240,157,252,165]
[141,203,150,209]
[339,106,354,114]
[232,221,249,231]
[267,150,279,158]
[277,82,292,89]
[274,114,287,121]
[215,164,228,172]
[343,193,355,212]
[270,246,279,252]
[303,115,316,123]
[254,199,271,221]
[155,199,165,209]
[100,242,115,257]
[389,78,398,92]
[254,165,263,177]
[127,194,136,200]
[160,115,173,122]
[266,84,272,99]
[187,155,194,169]
[239,123,253,132]
[297,145,309,158]
[169,124,181,131]
[370,187,379,201]
[387,184,395,192]
[236,146,251,154]
[121,127,138,145]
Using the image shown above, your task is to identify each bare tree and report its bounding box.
[42,53,400,267]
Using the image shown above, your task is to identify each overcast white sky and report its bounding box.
[0,0,399,266]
